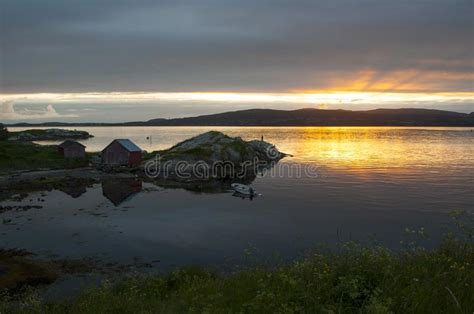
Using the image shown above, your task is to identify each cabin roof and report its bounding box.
[58,140,85,149]
[104,139,142,152]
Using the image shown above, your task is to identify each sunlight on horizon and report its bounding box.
[1,91,473,105]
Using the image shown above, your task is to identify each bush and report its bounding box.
[0,123,8,141]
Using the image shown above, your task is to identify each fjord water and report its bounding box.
[2,127,473,270]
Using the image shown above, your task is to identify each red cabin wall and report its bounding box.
[128,151,142,167]
[64,146,85,158]
[102,141,141,166]
[102,142,129,165]
[59,145,85,158]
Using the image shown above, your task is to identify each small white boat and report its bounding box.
[231,183,255,195]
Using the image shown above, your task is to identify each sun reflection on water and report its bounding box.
[274,127,473,175]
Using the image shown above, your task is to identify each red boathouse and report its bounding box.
[58,140,86,158]
[101,139,142,167]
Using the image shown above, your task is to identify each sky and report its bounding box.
[0,0,473,122]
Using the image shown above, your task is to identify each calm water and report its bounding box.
[2,127,474,270]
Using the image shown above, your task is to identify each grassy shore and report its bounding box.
[0,141,89,173]
[1,231,472,313]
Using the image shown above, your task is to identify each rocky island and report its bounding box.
[143,131,287,182]
[8,128,93,141]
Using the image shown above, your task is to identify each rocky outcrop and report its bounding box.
[143,131,287,181]
[8,129,93,141]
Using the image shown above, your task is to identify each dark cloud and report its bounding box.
[1,0,473,93]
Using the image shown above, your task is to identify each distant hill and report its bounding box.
[146,108,474,126]
[6,108,474,127]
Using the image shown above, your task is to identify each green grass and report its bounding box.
[1,232,472,313]
[0,141,90,173]
[222,140,254,160]
[144,146,215,162]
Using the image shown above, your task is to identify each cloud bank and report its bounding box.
[1,0,472,94]
[0,101,77,120]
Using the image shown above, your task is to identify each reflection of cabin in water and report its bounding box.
[55,177,89,198]
[58,185,87,198]
[101,139,142,167]
[102,178,142,206]
[58,140,86,158]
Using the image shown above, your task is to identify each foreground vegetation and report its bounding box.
[1,227,472,313]
[0,141,90,173]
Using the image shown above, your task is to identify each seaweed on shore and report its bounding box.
[0,250,58,295]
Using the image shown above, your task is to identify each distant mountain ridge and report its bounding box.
[7,108,474,127]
